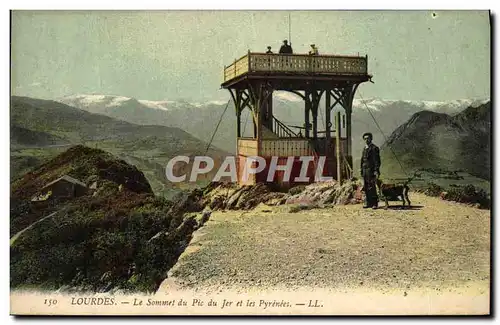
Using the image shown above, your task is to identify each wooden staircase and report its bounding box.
[272,116,298,138]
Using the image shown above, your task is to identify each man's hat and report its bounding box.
[283,39,288,43]
[267,46,271,49]
[362,132,373,139]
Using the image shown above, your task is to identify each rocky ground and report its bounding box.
[160,192,490,300]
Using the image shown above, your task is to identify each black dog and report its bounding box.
[375,171,421,209]
[376,179,411,208]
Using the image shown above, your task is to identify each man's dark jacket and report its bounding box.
[361,143,381,177]
[279,44,293,54]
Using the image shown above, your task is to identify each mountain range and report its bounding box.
[59,93,489,156]
[380,101,491,181]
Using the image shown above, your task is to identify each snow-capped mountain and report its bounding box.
[61,94,230,113]
[57,94,489,155]
[60,93,487,116]
[352,97,488,114]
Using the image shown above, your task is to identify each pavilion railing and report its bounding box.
[224,52,368,82]
[272,116,298,138]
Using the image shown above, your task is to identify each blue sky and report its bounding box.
[11,10,490,102]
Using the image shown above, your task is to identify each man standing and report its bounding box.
[360,132,381,209]
[279,40,293,54]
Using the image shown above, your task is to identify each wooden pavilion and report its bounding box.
[221,51,372,188]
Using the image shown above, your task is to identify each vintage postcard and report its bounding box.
[10,10,491,316]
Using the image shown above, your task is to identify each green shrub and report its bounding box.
[443,184,490,209]
[423,182,443,197]
[10,192,196,293]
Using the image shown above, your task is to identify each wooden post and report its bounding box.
[325,91,331,175]
[325,91,331,141]
[336,111,342,183]
[345,103,352,159]
[236,111,241,138]
[336,87,352,163]
[248,50,251,72]
[235,91,242,138]
[305,91,310,138]
[253,115,257,138]
[255,85,263,147]
[312,92,318,139]
[265,90,273,131]
[256,88,263,185]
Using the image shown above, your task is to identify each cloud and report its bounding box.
[274,91,303,102]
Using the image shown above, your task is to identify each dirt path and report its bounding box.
[10,212,58,246]
[159,192,489,314]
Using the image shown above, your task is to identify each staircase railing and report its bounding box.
[272,116,298,138]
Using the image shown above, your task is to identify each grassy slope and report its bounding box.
[10,145,206,293]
